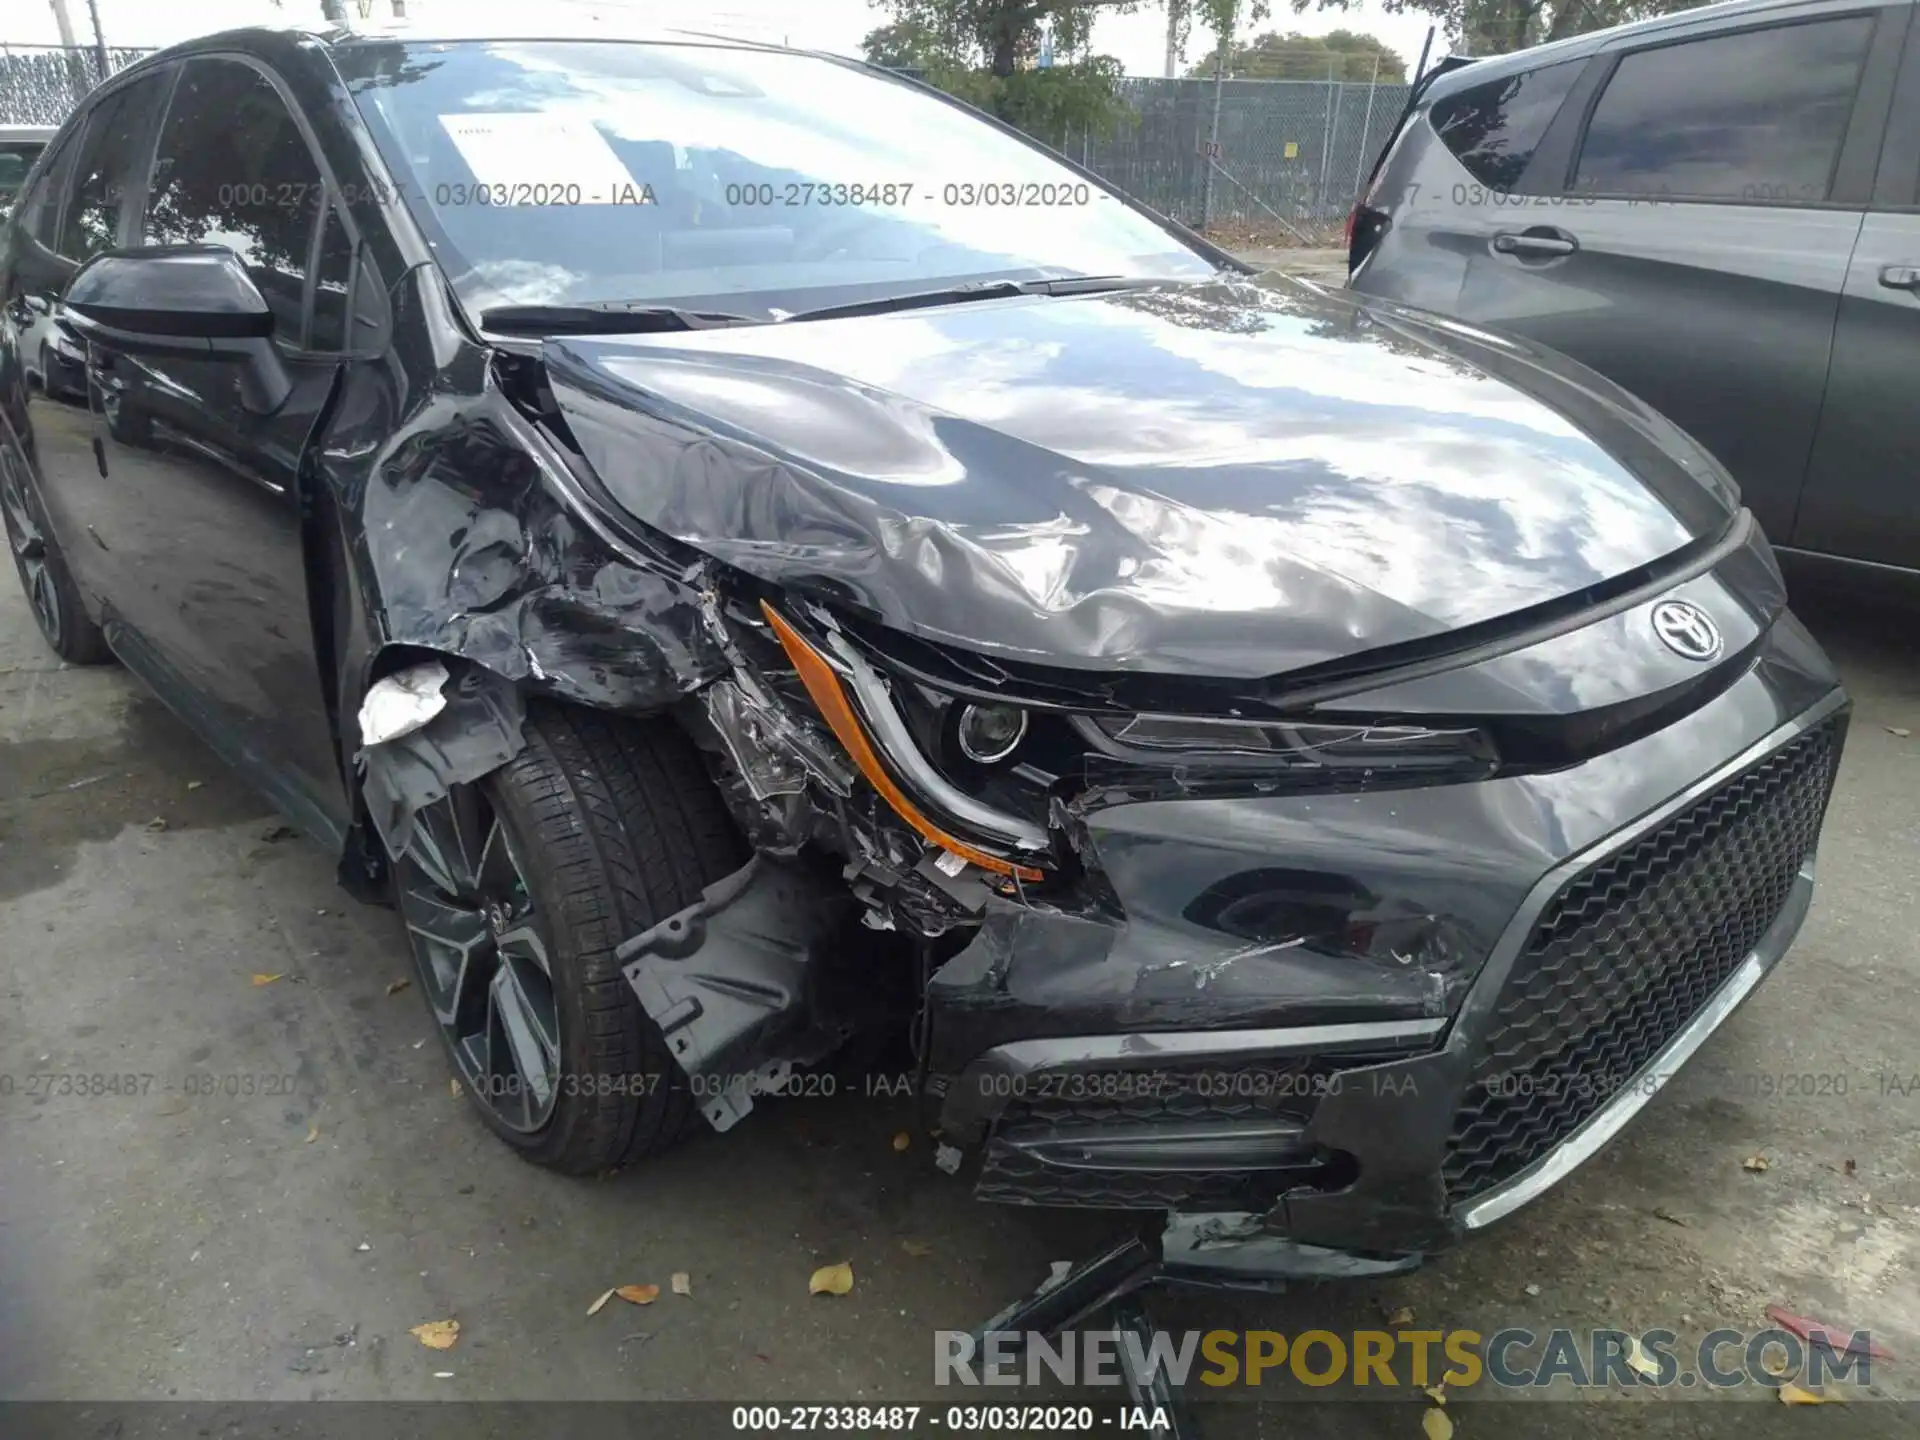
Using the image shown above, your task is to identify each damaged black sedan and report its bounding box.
[0,23,1846,1273]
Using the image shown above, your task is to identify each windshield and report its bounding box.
[333,39,1214,314]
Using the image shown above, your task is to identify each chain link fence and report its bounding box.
[0,44,155,126]
[1064,75,1411,246]
[4,43,1407,247]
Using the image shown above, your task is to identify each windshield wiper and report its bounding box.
[786,274,1156,324]
[479,302,762,336]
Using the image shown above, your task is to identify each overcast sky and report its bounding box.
[12,1,1442,79]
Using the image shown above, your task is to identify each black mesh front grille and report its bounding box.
[1444,720,1841,1205]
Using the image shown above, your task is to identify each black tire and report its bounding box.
[1,455,112,665]
[398,701,746,1174]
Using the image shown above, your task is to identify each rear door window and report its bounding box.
[1574,17,1875,203]
[1428,59,1585,190]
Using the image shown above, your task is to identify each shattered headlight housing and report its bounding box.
[760,604,1055,881]
[757,603,1501,882]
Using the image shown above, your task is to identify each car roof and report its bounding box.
[1422,0,1909,100]
[111,14,823,68]
[67,17,843,109]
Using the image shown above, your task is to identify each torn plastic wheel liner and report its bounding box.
[616,854,857,1132]
[356,662,527,861]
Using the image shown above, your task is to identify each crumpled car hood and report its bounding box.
[543,276,1739,678]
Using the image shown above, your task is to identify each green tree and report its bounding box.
[1287,0,1710,57]
[863,1,1269,143]
[1186,28,1407,79]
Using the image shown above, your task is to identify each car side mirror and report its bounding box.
[63,245,291,414]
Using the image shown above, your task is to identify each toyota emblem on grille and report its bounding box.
[1651,600,1722,661]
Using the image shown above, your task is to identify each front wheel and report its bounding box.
[392,702,746,1173]
[1,448,111,665]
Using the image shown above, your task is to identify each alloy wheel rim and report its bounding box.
[1,461,61,645]
[396,787,562,1133]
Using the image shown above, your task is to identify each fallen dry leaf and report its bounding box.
[1386,1306,1415,1327]
[1765,1306,1894,1361]
[144,816,169,832]
[587,1288,616,1317]
[410,1320,459,1350]
[616,1284,660,1306]
[1743,1153,1771,1173]
[187,780,204,791]
[251,973,285,987]
[305,1122,320,1144]
[1886,726,1912,738]
[1843,1157,1857,1177]
[900,1240,933,1258]
[891,1131,911,1152]
[1626,1334,1661,1380]
[450,1077,462,1097]
[809,1261,854,1296]
[1424,1384,1446,1405]
[671,1272,691,1296]
[1421,1405,1454,1440]
[1763,1352,1792,1378]
[386,978,412,996]
[1778,1382,1829,1406]
[1652,1205,1689,1227]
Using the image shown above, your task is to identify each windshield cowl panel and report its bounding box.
[334,38,1215,317]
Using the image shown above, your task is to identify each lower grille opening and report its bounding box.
[972,1056,1390,1209]
[1443,720,1841,1206]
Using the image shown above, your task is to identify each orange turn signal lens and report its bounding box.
[760,603,1044,883]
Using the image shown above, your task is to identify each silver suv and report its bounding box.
[1349,0,1920,578]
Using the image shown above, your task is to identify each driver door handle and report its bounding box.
[1879,264,1920,292]
[1492,229,1579,258]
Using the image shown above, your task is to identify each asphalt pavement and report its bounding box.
[1,524,1916,1432]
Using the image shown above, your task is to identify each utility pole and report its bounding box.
[1316,52,1336,214]
[83,0,109,83]
[47,0,91,102]
[1200,0,1231,229]
[1348,51,1381,201]
[46,0,80,50]
[1163,0,1185,79]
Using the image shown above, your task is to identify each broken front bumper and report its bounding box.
[618,591,1846,1276]
[928,677,1847,1265]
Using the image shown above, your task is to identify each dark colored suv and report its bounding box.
[1350,0,1920,578]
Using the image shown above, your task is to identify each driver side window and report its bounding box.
[143,58,325,343]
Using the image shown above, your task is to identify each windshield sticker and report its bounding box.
[437,114,656,205]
